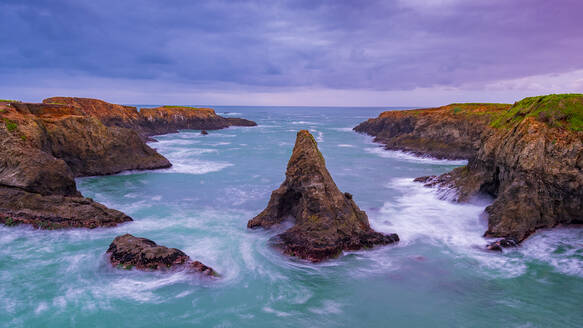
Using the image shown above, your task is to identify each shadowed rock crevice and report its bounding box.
[248,130,398,262]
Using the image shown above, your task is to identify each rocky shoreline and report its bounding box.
[0,97,257,230]
[355,94,583,248]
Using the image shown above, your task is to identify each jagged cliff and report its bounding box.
[356,94,583,246]
[354,103,510,159]
[1,96,257,230]
[43,97,257,137]
[248,130,399,262]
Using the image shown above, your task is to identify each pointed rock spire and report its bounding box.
[248,130,398,262]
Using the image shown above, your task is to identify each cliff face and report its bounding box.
[357,94,583,245]
[354,103,510,160]
[0,101,161,229]
[43,98,257,137]
[248,130,398,262]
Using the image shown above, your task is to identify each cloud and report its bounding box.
[0,0,582,104]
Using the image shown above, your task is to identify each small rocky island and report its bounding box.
[248,130,399,262]
[0,97,256,229]
[107,234,217,276]
[355,94,583,248]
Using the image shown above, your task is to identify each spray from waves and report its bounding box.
[364,147,467,165]
[375,178,530,277]
[330,127,354,132]
[514,228,583,277]
[309,129,324,142]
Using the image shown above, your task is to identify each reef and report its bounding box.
[248,130,399,262]
[107,234,217,276]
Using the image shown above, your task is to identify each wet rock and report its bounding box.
[356,95,583,244]
[201,130,208,135]
[106,234,217,276]
[248,130,399,262]
[486,238,519,251]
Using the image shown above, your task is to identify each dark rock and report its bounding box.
[201,130,208,135]
[354,103,510,160]
[486,238,519,251]
[248,130,399,262]
[106,234,217,276]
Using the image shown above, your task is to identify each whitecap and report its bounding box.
[364,147,467,165]
[291,121,320,125]
[337,144,355,148]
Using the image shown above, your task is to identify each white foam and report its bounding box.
[291,121,320,125]
[308,300,343,315]
[217,112,242,116]
[365,147,467,165]
[331,127,354,132]
[337,144,355,148]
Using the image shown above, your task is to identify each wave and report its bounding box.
[364,147,467,165]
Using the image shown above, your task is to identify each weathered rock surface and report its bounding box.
[106,234,217,276]
[43,98,257,137]
[354,103,510,160]
[248,130,399,262]
[0,101,157,228]
[357,94,583,245]
[138,106,257,136]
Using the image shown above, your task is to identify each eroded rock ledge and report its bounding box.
[107,234,217,276]
[248,130,399,262]
[354,103,510,160]
[356,94,583,247]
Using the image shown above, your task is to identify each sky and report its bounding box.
[1,0,582,106]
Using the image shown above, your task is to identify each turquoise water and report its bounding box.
[1,106,582,327]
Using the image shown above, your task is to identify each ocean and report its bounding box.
[1,106,582,327]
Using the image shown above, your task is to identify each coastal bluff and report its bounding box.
[355,94,583,247]
[248,130,399,262]
[0,97,257,229]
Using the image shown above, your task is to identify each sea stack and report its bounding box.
[248,130,399,262]
[106,234,217,276]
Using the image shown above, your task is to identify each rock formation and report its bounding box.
[354,103,510,160]
[107,234,217,276]
[138,105,256,136]
[43,98,257,138]
[1,96,257,230]
[248,130,399,262]
[355,94,583,247]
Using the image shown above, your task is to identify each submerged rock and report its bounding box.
[248,130,399,262]
[106,234,217,276]
[486,238,519,252]
[201,130,208,135]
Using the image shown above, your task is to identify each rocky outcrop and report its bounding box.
[42,97,257,137]
[106,234,217,276]
[0,101,168,229]
[248,130,399,262]
[138,106,257,136]
[358,94,583,246]
[354,103,510,160]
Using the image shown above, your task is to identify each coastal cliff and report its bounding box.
[0,97,256,229]
[354,103,510,160]
[43,97,257,137]
[248,130,399,262]
[139,106,256,136]
[0,100,172,228]
[355,94,583,245]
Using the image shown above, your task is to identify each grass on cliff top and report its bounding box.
[0,99,20,103]
[3,118,17,132]
[447,103,511,117]
[490,94,583,131]
[162,105,210,110]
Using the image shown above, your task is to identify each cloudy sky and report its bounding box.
[1,0,582,106]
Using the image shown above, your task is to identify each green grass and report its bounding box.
[490,94,583,131]
[0,99,19,103]
[162,105,207,110]
[3,118,17,132]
